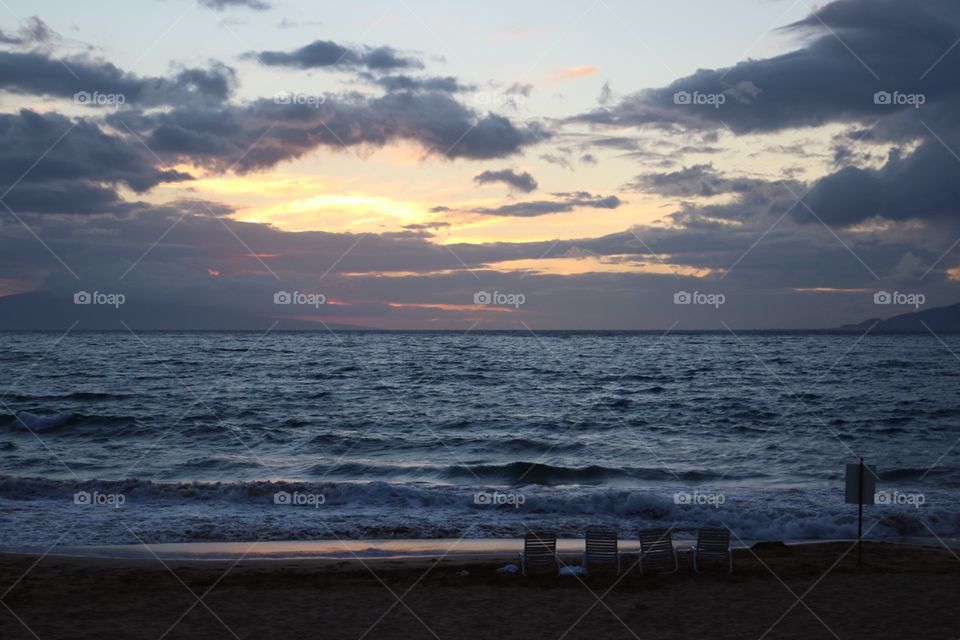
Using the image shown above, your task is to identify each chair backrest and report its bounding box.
[638,527,675,568]
[523,531,557,567]
[696,527,730,557]
[584,526,618,564]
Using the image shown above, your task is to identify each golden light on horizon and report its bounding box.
[792,287,874,293]
[340,255,712,278]
[387,302,515,312]
[239,193,426,232]
[482,255,712,277]
[180,172,331,197]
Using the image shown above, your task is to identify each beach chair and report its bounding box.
[693,527,733,574]
[518,531,559,576]
[582,526,621,574]
[638,527,678,574]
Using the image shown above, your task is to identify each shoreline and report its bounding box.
[2,535,957,562]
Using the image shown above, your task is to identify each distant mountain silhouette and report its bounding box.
[0,292,363,331]
[838,301,960,333]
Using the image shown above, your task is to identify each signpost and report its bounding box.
[845,458,877,566]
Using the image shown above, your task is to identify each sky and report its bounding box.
[1,0,959,329]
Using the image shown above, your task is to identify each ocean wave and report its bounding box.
[0,411,136,431]
[881,467,939,481]
[0,475,957,546]
[440,462,748,485]
[7,411,73,431]
[6,392,134,401]
[2,332,960,547]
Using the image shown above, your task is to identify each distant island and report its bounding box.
[838,301,960,333]
[3,289,960,332]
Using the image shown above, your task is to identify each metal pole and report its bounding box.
[858,457,864,567]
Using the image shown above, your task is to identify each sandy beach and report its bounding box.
[2,541,958,639]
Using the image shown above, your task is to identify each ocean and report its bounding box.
[1,331,958,549]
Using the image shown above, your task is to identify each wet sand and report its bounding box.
[1,541,958,639]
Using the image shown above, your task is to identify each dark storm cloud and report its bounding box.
[803,142,960,225]
[660,179,805,227]
[574,0,960,227]
[0,110,193,191]
[251,39,422,71]
[473,168,538,193]
[0,110,191,214]
[628,164,770,197]
[198,0,270,11]
[0,51,236,105]
[114,91,549,168]
[575,0,960,135]
[473,192,622,217]
[0,207,490,294]
[1,183,129,215]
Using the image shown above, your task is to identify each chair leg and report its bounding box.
[693,550,700,574]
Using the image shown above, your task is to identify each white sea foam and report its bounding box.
[0,476,957,549]
[12,411,71,431]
